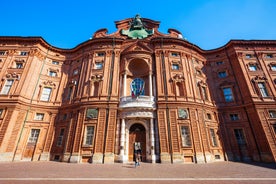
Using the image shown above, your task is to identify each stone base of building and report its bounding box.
[69,154,81,163]
[195,153,205,163]
[62,153,71,162]
[39,152,50,161]
[92,153,104,164]
[172,153,184,164]
[0,152,13,161]
[117,154,128,163]
[104,153,114,164]
[160,152,171,164]
[260,153,274,162]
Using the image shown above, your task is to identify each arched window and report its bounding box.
[131,78,145,97]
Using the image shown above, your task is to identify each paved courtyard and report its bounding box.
[0,161,275,184]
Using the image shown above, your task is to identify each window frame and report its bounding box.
[210,128,218,147]
[268,110,276,118]
[234,129,247,146]
[83,126,95,146]
[0,79,14,95]
[172,63,180,70]
[49,71,57,77]
[257,82,269,97]
[222,87,234,102]
[28,129,40,144]
[34,113,44,121]
[40,87,52,101]
[180,126,192,147]
[57,128,65,146]
[218,71,227,78]
[230,114,239,121]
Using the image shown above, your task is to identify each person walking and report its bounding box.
[134,142,142,167]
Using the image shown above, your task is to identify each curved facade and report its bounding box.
[0,15,275,163]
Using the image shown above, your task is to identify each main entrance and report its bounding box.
[128,123,146,162]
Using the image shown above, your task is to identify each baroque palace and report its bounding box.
[0,15,276,164]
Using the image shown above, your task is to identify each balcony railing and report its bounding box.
[119,96,156,108]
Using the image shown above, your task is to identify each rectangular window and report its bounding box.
[49,71,57,77]
[34,113,44,120]
[171,52,179,57]
[96,52,105,57]
[40,87,52,101]
[28,129,40,143]
[180,126,192,147]
[67,86,73,100]
[84,126,94,145]
[223,87,234,102]
[258,82,269,97]
[249,64,257,71]
[269,110,276,118]
[216,61,223,65]
[266,54,273,58]
[95,62,103,69]
[52,61,59,65]
[0,109,4,118]
[73,69,79,75]
[218,71,227,78]
[57,129,65,146]
[230,114,239,121]
[0,51,6,55]
[201,86,208,100]
[16,63,23,69]
[210,129,218,147]
[20,51,28,56]
[271,65,276,71]
[245,54,252,59]
[1,79,14,95]
[172,63,179,70]
[273,124,276,134]
[206,113,212,120]
[234,129,246,145]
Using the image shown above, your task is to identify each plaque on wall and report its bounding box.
[178,109,188,119]
[86,108,98,119]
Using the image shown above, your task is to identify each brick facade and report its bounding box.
[0,16,275,163]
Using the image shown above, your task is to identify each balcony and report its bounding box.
[119,96,156,109]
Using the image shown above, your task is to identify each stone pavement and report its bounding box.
[0,161,275,184]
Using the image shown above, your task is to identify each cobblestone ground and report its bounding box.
[0,161,275,184]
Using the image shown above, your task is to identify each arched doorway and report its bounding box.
[128,123,146,162]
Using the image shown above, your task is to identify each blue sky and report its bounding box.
[1,0,275,50]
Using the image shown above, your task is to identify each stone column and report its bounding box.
[149,71,153,97]
[119,118,126,162]
[123,72,127,97]
[150,118,156,163]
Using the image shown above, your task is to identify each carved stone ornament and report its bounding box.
[42,80,56,87]
[252,76,267,82]
[68,80,78,85]
[6,72,20,80]
[172,74,185,82]
[91,74,103,82]
[121,14,154,39]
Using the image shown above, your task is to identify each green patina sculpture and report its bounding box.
[121,14,154,39]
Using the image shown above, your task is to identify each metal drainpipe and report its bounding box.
[160,38,173,163]
[102,38,116,163]
[12,47,50,161]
